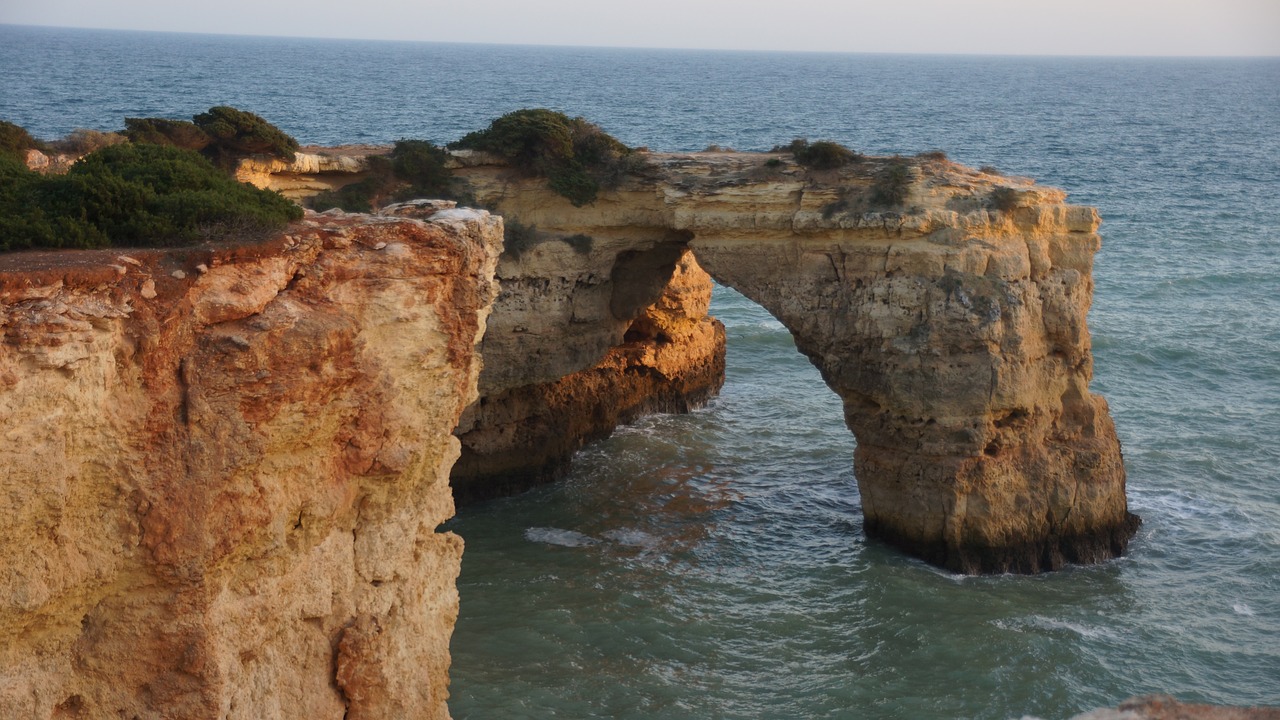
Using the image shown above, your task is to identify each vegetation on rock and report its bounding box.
[869,158,912,207]
[193,106,299,163]
[498,220,593,260]
[450,109,645,207]
[0,143,301,251]
[123,117,214,152]
[309,139,460,213]
[49,129,128,156]
[778,138,861,170]
[0,120,45,162]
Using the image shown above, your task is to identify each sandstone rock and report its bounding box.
[235,152,377,201]
[447,151,1137,574]
[452,250,726,501]
[247,147,1137,574]
[0,209,501,719]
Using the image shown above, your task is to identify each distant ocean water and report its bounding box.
[3,24,1278,719]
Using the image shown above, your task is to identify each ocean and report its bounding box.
[2,24,1277,720]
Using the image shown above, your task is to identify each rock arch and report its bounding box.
[447,149,1139,574]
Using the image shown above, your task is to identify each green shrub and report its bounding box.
[869,158,911,207]
[193,106,299,163]
[780,139,861,170]
[546,162,599,207]
[307,179,383,214]
[124,117,213,152]
[0,143,301,252]
[0,120,44,162]
[389,140,453,198]
[308,140,459,213]
[450,109,641,207]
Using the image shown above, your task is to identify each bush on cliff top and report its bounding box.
[779,138,862,170]
[194,106,299,163]
[0,120,45,162]
[124,107,298,166]
[449,109,642,207]
[309,139,458,213]
[0,143,302,252]
[868,158,912,207]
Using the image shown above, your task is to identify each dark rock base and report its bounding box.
[866,512,1142,575]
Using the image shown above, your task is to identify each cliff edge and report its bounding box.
[0,209,501,719]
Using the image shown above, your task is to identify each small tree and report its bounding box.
[193,106,299,163]
[450,109,641,207]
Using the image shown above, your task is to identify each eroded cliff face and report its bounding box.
[0,209,501,719]
[451,250,725,501]
[245,148,1137,575]
[446,150,1137,574]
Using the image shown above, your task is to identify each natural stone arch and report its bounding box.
[689,219,1139,573]
[250,147,1141,574]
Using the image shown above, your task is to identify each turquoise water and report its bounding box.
[2,24,1278,719]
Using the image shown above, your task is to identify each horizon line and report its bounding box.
[4,22,1279,60]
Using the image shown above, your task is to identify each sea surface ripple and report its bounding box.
[2,25,1277,719]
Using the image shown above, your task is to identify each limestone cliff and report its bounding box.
[0,209,501,719]
[235,149,380,201]
[451,250,725,502]
[247,147,1138,575]
[447,150,1138,574]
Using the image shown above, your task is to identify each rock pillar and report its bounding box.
[691,203,1139,573]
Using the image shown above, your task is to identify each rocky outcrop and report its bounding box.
[0,209,501,719]
[451,250,725,502]
[248,148,1137,575]
[447,150,1137,574]
[235,149,381,201]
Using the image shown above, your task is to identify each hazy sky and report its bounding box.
[2,0,1278,56]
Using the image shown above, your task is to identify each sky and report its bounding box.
[2,0,1278,56]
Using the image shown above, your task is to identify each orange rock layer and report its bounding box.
[451,251,725,502]
[0,209,501,719]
